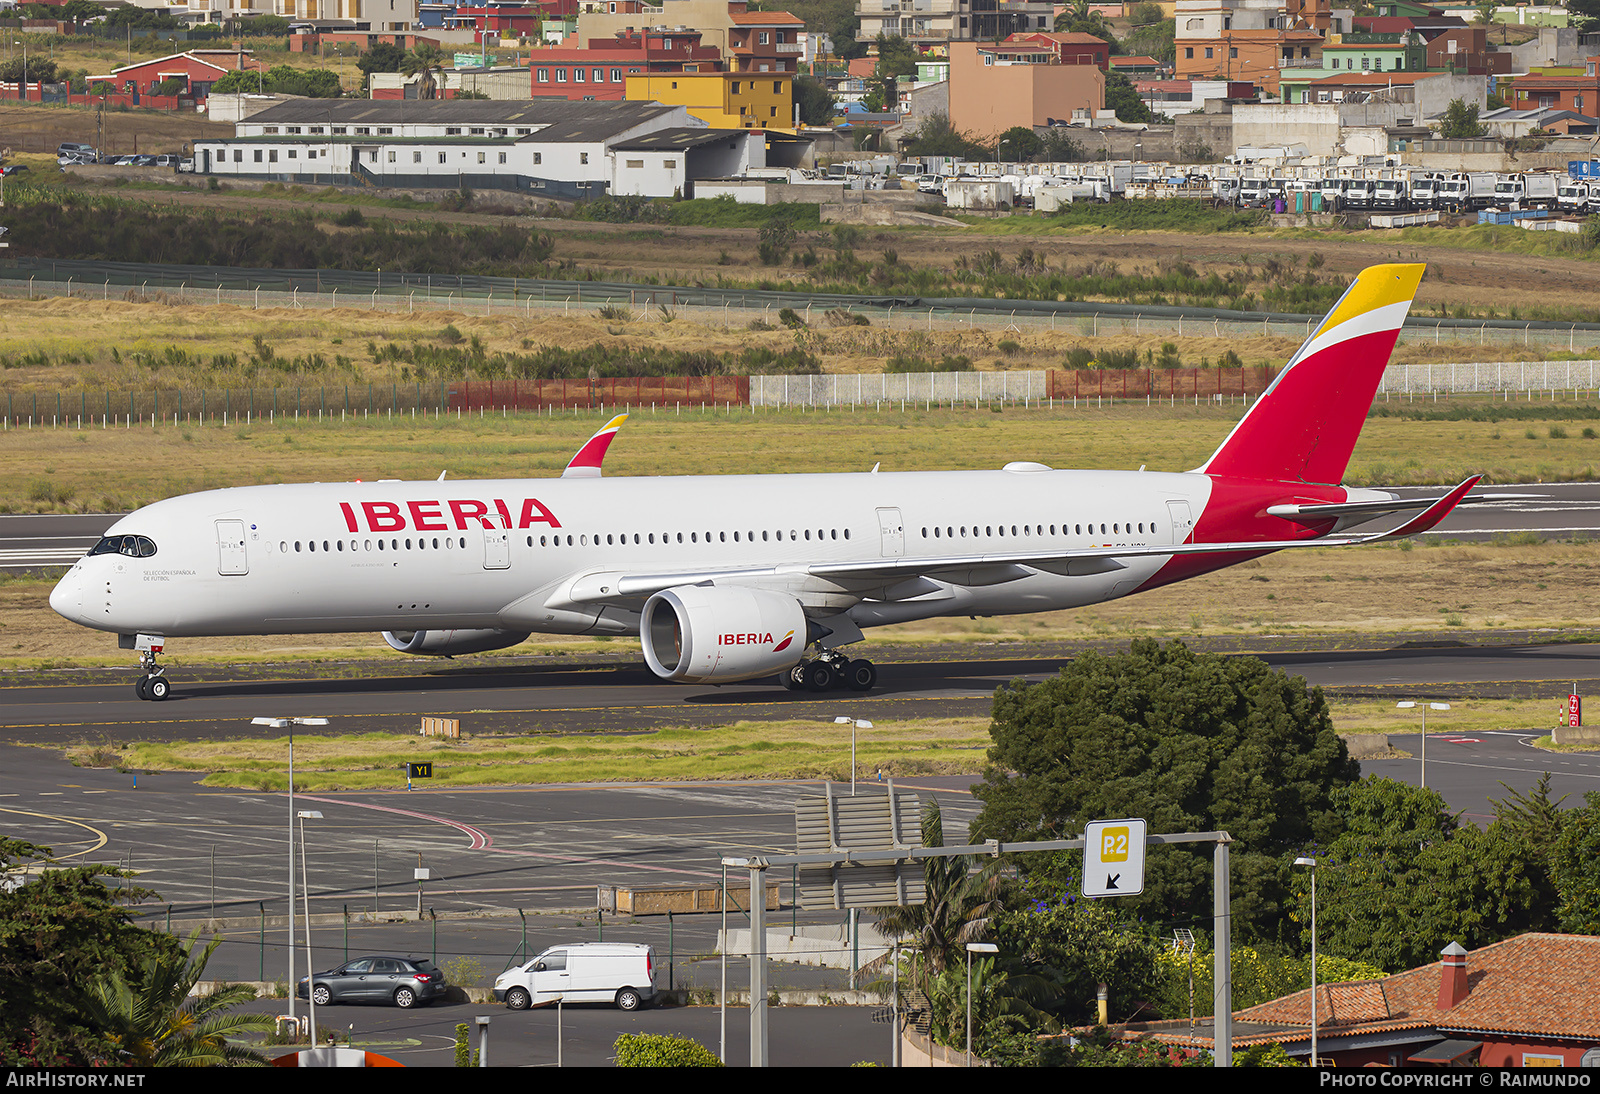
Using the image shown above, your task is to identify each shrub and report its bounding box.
[614,1033,723,1067]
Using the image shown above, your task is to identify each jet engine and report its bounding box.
[382,629,531,657]
[640,585,808,684]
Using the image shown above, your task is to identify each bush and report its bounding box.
[614,1033,723,1067]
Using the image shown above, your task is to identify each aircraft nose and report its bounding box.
[50,565,87,624]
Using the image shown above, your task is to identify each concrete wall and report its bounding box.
[1174,112,1234,160]
[1234,103,1342,157]
[205,92,296,123]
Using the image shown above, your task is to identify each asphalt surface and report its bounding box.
[3,480,1599,571]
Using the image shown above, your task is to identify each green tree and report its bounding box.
[78,931,271,1067]
[1552,790,1600,932]
[994,125,1042,163]
[0,59,59,84]
[972,639,1359,942]
[1298,777,1549,972]
[357,41,407,89]
[795,75,837,126]
[1438,98,1487,138]
[0,838,176,1065]
[993,885,1164,1025]
[1055,0,1119,51]
[900,113,991,161]
[1105,69,1153,124]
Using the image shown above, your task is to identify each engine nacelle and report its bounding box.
[382,629,531,657]
[640,586,807,684]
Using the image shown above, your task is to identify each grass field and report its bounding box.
[56,699,1589,790]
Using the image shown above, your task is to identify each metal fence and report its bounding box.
[11,362,1600,426]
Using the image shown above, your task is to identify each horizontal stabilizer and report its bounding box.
[1266,490,1541,522]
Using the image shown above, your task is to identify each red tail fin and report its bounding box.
[1199,263,1424,484]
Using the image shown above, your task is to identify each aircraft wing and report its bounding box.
[561,414,628,479]
[547,477,1482,609]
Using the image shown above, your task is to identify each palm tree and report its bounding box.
[869,799,1008,983]
[80,930,273,1067]
[402,43,445,100]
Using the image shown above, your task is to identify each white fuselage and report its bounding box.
[49,467,1216,640]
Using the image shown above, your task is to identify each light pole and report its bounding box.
[298,810,323,1048]
[1295,856,1318,1067]
[965,941,997,1066]
[1172,929,1196,1037]
[1396,701,1450,788]
[252,715,328,1030]
[833,717,873,795]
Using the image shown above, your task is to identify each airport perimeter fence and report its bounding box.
[11,361,1600,426]
[7,257,1600,356]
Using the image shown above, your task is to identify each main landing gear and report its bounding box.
[780,650,877,693]
[134,643,172,702]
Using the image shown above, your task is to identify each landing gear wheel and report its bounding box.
[844,659,877,692]
[804,660,837,692]
[780,662,807,691]
[135,677,151,701]
[146,676,171,701]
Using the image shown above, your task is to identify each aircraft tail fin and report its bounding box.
[1198,263,1424,484]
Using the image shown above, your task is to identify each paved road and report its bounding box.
[4,481,1600,570]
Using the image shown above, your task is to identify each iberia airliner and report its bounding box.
[51,264,1489,700]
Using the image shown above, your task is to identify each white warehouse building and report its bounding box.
[192,98,766,199]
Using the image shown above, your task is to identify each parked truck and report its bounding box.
[1494,172,1559,209]
[1436,172,1497,212]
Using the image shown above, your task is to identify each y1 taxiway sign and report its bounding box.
[1082,819,1147,898]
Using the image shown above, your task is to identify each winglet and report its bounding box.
[562,413,628,479]
[1375,475,1482,540]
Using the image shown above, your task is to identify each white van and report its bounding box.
[494,943,656,1011]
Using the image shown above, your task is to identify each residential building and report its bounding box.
[727,10,805,73]
[1174,28,1325,95]
[1115,935,1600,1067]
[1507,59,1600,115]
[946,39,1104,139]
[181,0,419,33]
[528,27,723,100]
[854,0,1054,47]
[190,97,763,197]
[577,0,750,55]
[1424,26,1511,75]
[625,70,794,130]
[1317,40,1428,76]
[1278,67,1484,112]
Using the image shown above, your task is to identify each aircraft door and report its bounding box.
[876,508,905,558]
[1166,501,1194,545]
[483,514,510,570]
[216,519,248,575]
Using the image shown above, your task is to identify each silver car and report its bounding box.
[296,955,449,1008]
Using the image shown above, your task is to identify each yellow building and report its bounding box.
[625,72,795,132]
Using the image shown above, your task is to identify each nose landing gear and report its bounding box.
[132,636,172,701]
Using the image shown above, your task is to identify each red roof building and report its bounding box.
[1508,59,1600,115]
[727,10,805,74]
[85,50,266,100]
[1003,31,1111,71]
[1116,935,1600,1067]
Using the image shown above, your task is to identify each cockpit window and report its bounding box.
[89,535,157,558]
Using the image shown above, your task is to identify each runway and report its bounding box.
[3,481,1599,571]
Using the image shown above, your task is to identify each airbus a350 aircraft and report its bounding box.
[52,263,1494,701]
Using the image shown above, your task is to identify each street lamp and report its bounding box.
[298,810,323,1047]
[252,715,328,1028]
[1395,701,1450,789]
[833,717,873,795]
[965,941,998,1066]
[1295,856,1318,1067]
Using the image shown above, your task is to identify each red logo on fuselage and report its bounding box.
[339,499,560,533]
